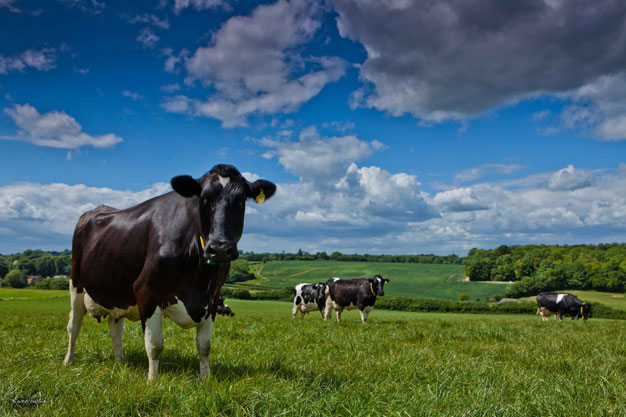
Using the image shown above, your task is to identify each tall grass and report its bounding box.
[2,293,626,416]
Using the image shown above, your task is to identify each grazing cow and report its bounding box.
[536,292,591,321]
[324,275,389,323]
[292,283,328,320]
[63,164,275,379]
[216,296,235,317]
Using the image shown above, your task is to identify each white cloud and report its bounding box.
[454,163,525,184]
[330,0,626,136]
[125,13,169,29]
[122,90,144,100]
[0,48,56,75]
[0,0,20,13]
[137,27,159,48]
[165,0,347,127]
[160,83,180,93]
[2,103,123,149]
[173,0,229,14]
[548,164,595,191]
[260,126,384,184]
[0,181,170,252]
[60,0,104,14]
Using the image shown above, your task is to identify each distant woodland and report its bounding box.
[2,244,625,297]
[464,244,626,297]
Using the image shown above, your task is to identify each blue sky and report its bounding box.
[1,0,625,255]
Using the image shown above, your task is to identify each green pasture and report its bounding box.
[2,288,626,416]
[252,260,509,301]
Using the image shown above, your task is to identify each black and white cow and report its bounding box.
[64,164,275,379]
[292,283,328,320]
[324,275,389,323]
[536,292,592,321]
[216,296,235,317]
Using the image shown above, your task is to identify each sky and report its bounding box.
[1,0,625,256]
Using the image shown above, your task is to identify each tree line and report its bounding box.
[464,243,626,297]
[240,250,464,264]
[0,249,71,289]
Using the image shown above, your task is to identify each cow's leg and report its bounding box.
[336,307,343,323]
[360,306,373,324]
[196,318,214,378]
[143,306,163,380]
[64,280,86,365]
[292,303,298,320]
[323,298,333,321]
[108,317,125,362]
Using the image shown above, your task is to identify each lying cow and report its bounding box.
[324,275,389,323]
[216,296,235,317]
[292,283,327,320]
[64,164,275,379]
[536,292,591,321]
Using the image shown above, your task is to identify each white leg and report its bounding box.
[196,318,214,379]
[144,307,163,380]
[108,316,125,362]
[64,281,86,365]
[360,306,373,324]
[323,298,332,321]
[336,309,342,323]
[292,303,298,320]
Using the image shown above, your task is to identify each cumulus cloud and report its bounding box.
[0,182,170,252]
[164,0,347,127]
[548,164,595,191]
[330,0,626,133]
[0,48,56,75]
[60,0,104,14]
[2,103,123,149]
[260,126,384,183]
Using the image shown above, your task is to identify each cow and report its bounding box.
[292,283,328,320]
[63,164,275,380]
[536,292,591,321]
[216,296,235,317]
[324,275,389,323]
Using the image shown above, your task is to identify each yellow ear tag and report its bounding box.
[255,189,265,204]
[200,235,206,251]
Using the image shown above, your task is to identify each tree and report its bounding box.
[227,259,254,282]
[458,293,470,302]
[5,269,27,288]
[0,259,8,279]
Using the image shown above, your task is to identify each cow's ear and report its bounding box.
[171,175,202,197]
[248,180,276,204]
[383,279,389,283]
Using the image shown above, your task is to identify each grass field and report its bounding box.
[2,288,626,416]
[250,260,510,301]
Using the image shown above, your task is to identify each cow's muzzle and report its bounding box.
[205,240,238,262]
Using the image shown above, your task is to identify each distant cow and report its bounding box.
[536,292,591,321]
[64,164,275,379]
[292,283,327,320]
[216,296,235,317]
[324,275,389,323]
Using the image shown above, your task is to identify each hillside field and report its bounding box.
[250,260,510,301]
[2,288,626,416]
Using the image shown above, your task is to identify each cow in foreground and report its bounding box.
[63,164,275,379]
[324,275,389,323]
[536,292,591,321]
[292,283,327,320]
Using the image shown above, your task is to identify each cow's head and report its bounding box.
[171,164,276,263]
[369,275,389,296]
[580,302,592,320]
